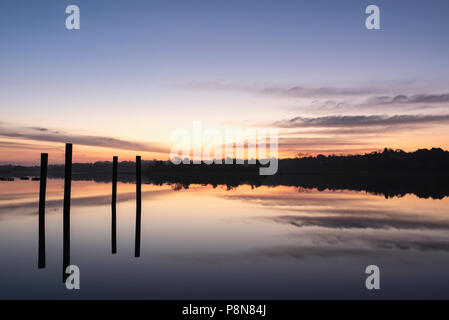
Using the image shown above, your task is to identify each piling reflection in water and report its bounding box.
[135,156,142,258]
[38,153,48,269]
[37,147,147,279]
[63,144,72,282]
[111,156,118,254]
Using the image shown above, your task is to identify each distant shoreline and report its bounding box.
[1,148,449,200]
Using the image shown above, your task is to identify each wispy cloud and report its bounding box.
[0,140,61,151]
[178,81,449,116]
[28,127,49,132]
[0,123,168,153]
[177,81,384,98]
[277,137,362,148]
[280,125,418,136]
[274,114,449,128]
[371,93,449,105]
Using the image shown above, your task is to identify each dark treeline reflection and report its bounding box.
[2,169,448,199]
[0,170,442,200]
[33,172,449,200]
[2,148,449,199]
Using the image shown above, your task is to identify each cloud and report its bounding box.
[280,125,417,136]
[0,124,169,154]
[274,114,449,128]
[277,137,363,148]
[255,86,380,98]
[29,127,49,132]
[180,81,449,102]
[178,81,449,116]
[0,140,43,149]
[372,93,449,104]
[177,81,383,98]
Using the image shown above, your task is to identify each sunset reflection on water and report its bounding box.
[1,179,448,299]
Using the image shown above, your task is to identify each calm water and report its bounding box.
[1,179,449,299]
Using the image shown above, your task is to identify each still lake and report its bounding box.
[1,178,449,299]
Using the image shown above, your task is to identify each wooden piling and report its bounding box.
[38,153,48,269]
[63,143,72,281]
[135,156,141,257]
[112,156,118,254]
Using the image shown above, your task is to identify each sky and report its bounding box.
[1,0,449,164]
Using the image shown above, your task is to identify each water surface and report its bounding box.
[1,179,448,299]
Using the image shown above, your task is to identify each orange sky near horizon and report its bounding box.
[1,122,448,166]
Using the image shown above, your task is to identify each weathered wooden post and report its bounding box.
[111,156,118,254]
[63,143,72,282]
[135,156,141,257]
[38,153,48,269]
